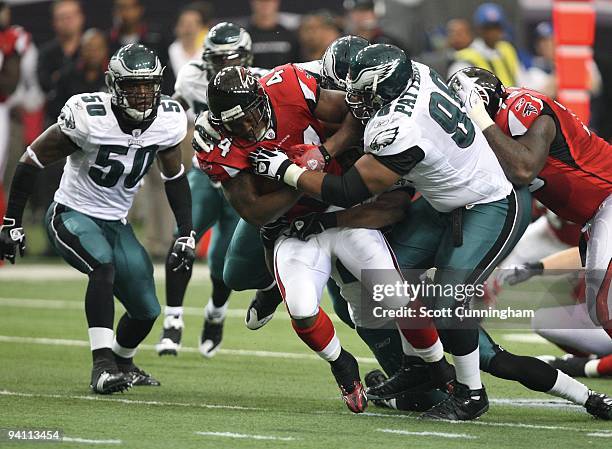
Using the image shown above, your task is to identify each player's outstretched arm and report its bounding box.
[222,171,302,226]
[158,145,196,272]
[453,72,553,186]
[250,149,400,208]
[482,116,554,186]
[0,124,79,263]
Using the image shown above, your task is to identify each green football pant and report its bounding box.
[223,219,274,290]
[45,202,159,320]
[187,168,239,280]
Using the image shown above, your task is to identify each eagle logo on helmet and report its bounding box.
[370,127,399,152]
[349,59,401,91]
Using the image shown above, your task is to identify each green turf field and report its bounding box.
[0,267,611,449]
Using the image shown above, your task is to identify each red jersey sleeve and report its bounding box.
[196,139,250,183]
[504,90,546,137]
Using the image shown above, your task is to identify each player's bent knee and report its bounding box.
[88,263,115,282]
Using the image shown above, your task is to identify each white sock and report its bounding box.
[585,359,601,378]
[205,298,228,323]
[165,306,183,317]
[112,338,137,359]
[317,331,341,362]
[548,370,589,405]
[88,327,114,351]
[412,339,444,363]
[453,347,482,390]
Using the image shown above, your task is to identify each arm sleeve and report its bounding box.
[320,166,373,208]
[506,93,553,137]
[164,173,192,237]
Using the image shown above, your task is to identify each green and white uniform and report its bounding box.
[45,92,186,318]
[362,62,531,320]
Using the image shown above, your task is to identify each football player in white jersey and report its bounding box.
[157,22,273,358]
[0,44,194,394]
[249,44,533,420]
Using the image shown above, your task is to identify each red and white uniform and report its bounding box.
[496,87,612,334]
[198,64,440,362]
[0,25,30,223]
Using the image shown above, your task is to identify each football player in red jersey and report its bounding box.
[0,1,29,234]
[194,65,451,413]
[451,67,612,341]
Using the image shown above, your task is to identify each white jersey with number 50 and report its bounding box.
[55,92,187,220]
[364,62,511,212]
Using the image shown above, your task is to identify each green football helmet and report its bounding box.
[105,44,164,124]
[346,44,412,122]
[448,67,506,119]
[321,35,369,91]
[202,22,253,79]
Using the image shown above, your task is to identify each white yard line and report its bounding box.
[63,437,122,444]
[0,334,379,365]
[587,433,612,438]
[0,264,210,281]
[361,412,612,434]
[195,431,296,441]
[0,390,261,411]
[377,428,476,439]
[2,389,611,436]
[501,333,550,344]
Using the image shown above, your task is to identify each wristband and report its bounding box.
[283,164,306,188]
[319,145,332,163]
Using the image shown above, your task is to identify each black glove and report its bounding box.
[0,217,26,264]
[167,231,196,272]
[260,217,290,250]
[289,212,338,241]
[505,261,544,286]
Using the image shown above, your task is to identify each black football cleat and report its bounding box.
[117,363,161,386]
[419,382,488,421]
[330,349,367,413]
[366,356,454,400]
[155,315,183,356]
[199,318,224,358]
[585,391,612,420]
[90,363,131,395]
[364,369,389,407]
[548,355,589,378]
[245,288,283,330]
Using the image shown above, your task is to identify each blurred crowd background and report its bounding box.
[0,0,611,260]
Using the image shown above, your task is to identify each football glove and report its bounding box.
[0,217,26,264]
[451,72,495,131]
[503,262,544,286]
[167,231,196,272]
[260,217,290,250]
[249,148,305,187]
[291,144,331,171]
[289,212,338,241]
[193,111,222,153]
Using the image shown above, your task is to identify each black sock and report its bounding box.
[92,348,115,364]
[260,286,283,308]
[438,328,479,356]
[165,245,193,307]
[487,350,557,392]
[85,264,115,329]
[211,275,232,308]
[114,313,156,361]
